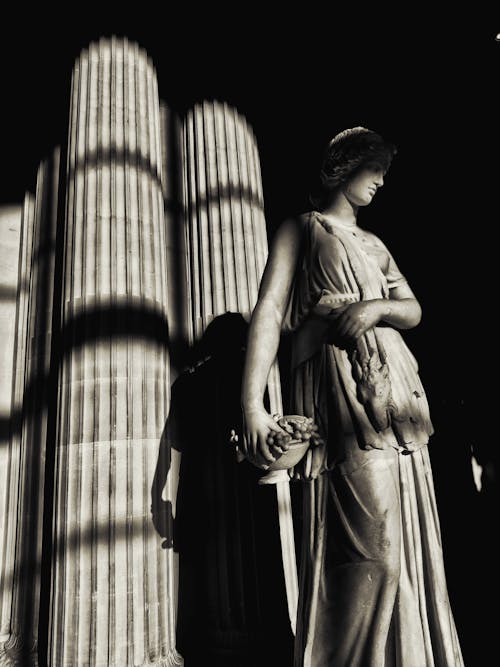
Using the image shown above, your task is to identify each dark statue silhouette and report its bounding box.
[151,313,294,666]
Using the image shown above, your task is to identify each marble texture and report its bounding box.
[48,38,181,667]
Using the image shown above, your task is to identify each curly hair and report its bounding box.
[310,127,397,209]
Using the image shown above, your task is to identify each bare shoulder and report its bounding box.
[258,215,306,287]
[267,215,307,259]
[272,213,309,238]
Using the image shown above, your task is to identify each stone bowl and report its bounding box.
[258,415,312,485]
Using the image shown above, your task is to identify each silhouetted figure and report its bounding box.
[153,312,293,666]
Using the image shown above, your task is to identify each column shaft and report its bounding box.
[184,101,273,337]
[49,38,181,667]
[0,202,28,652]
[183,101,283,407]
[0,146,61,666]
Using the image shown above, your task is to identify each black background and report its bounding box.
[1,9,498,663]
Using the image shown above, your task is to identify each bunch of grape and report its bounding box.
[266,415,324,449]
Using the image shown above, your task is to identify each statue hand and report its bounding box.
[242,406,290,469]
[331,300,383,341]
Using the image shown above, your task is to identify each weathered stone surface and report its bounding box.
[49,38,181,666]
[181,101,297,636]
[0,40,296,667]
[183,101,268,340]
[0,203,24,654]
[0,144,61,666]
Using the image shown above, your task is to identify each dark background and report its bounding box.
[1,10,498,663]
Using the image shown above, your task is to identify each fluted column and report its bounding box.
[49,38,181,666]
[183,100,284,415]
[0,202,28,655]
[182,101,297,632]
[0,147,62,666]
[159,103,187,381]
[157,103,185,639]
[183,100,283,416]
[183,101,268,340]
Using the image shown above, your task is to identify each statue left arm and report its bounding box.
[322,282,422,341]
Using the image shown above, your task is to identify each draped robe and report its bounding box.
[285,212,464,666]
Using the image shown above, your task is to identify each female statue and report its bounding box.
[241,127,464,665]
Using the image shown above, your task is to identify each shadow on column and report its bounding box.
[151,312,294,667]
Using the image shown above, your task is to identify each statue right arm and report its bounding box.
[241,217,303,467]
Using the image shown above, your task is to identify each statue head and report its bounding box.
[310,127,397,209]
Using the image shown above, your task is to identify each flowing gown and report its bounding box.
[284,211,464,666]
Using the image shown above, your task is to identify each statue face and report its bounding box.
[342,162,385,207]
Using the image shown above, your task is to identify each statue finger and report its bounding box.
[270,444,285,459]
[259,435,277,463]
[249,434,258,458]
